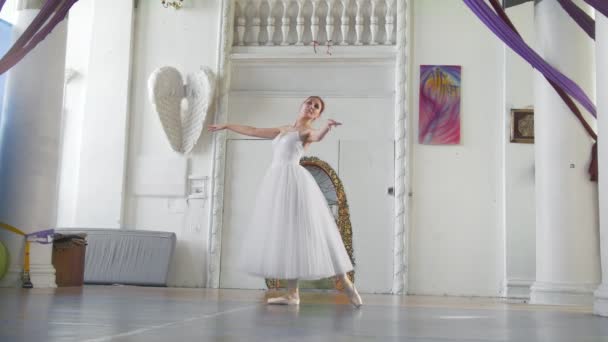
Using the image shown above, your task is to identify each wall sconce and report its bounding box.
[162,0,183,9]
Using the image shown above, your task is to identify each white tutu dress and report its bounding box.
[240,130,354,280]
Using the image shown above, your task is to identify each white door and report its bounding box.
[219,138,339,289]
[219,137,394,292]
[219,139,269,289]
[339,140,395,293]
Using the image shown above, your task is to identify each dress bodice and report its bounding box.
[271,130,304,165]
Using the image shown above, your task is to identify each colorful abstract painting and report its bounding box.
[419,65,461,145]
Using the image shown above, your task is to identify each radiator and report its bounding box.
[55,229,176,286]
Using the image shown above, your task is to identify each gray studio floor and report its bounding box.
[1,286,608,342]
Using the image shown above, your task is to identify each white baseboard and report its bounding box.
[506,279,533,299]
[29,263,56,288]
[0,230,24,287]
[530,281,597,306]
[594,284,608,317]
[0,265,24,287]
[0,263,57,288]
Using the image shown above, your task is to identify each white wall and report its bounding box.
[58,0,134,228]
[594,14,608,317]
[409,1,504,296]
[221,88,395,293]
[0,0,18,24]
[124,0,220,287]
[57,0,93,227]
[0,6,68,288]
[504,3,536,299]
[55,0,541,295]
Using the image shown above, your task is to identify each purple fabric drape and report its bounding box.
[0,1,7,12]
[0,0,79,75]
[558,0,595,39]
[26,229,55,244]
[8,0,63,56]
[463,0,596,118]
[483,0,598,180]
[488,0,595,139]
[583,0,608,18]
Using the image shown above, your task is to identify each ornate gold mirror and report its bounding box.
[265,156,355,290]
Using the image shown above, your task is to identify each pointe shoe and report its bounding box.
[343,283,363,308]
[267,294,300,305]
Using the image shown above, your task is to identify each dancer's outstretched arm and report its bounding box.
[208,124,282,139]
[306,119,342,143]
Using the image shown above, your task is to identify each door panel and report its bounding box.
[220,138,394,293]
[339,140,395,293]
[219,139,338,289]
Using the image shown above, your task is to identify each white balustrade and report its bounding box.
[311,0,321,43]
[370,0,380,45]
[385,0,395,45]
[296,0,306,45]
[233,0,396,47]
[340,0,350,45]
[281,0,291,45]
[236,0,247,46]
[326,0,335,43]
[354,0,364,45]
[266,0,278,45]
[250,0,262,46]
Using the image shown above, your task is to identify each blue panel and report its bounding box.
[0,19,12,113]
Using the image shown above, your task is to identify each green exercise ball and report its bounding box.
[0,241,8,281]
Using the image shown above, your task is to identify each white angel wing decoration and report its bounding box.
[184,68,215,153]
[148,66,216,154]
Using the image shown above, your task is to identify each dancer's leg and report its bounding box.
[267,279,300,305]
[336,274,362,308]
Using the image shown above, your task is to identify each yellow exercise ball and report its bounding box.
[0,240,8,280]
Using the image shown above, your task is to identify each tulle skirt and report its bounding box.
[239,162,354,280]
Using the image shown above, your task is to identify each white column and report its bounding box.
[0,0,68,288]
[594,13,608,317]
[58,0,134,228]
[530,0,600,305]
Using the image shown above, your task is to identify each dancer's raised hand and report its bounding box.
[327,119,342,129]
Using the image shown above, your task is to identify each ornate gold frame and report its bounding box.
[265,156,355,290]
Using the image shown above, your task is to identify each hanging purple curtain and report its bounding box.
[583,0,608,18]
[487,0,595,141]
[0,0,79,75]
[480,0,598,180]
[557,0,595,39]
[7,0,63,55]
[463,0,596,118]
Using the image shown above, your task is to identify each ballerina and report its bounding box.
[208,96,362,308]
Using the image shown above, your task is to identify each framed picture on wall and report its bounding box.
[419,65,461,145]
[510,108,534,143]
